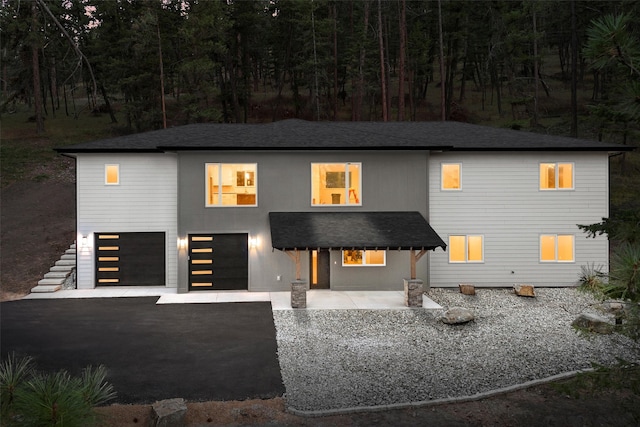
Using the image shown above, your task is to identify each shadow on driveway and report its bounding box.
[1,298,284,404]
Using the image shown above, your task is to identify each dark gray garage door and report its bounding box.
[189,233,248,291]
[95,232,165,286]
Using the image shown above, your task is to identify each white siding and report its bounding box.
[76,153,178,289]
[429,151,609,287]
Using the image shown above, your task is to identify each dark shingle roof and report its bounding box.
[55,119,632,153]
[269,211,446,251]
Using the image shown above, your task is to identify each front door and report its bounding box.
[310,249,330,289]
[188,233,248,291]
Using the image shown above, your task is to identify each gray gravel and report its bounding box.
[273,288,640,412]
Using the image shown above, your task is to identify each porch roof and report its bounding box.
[268,211,447,251]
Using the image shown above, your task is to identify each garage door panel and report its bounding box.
[96,232,165,286]
[189,234,247,291]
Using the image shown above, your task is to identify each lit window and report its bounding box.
[311,163,361,206]
[105,164,119,185]
[540,163,573,190]
[448,235,484,263]
[540,234,574,262]
[442,163,461,190]
[342,250,386,266]
[206,163,257,207]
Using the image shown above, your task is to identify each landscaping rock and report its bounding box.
[459,284,476,295]
[150,398,187,427]
[440,307,475,324]
[513,284,536,297]
[572,313,613,334]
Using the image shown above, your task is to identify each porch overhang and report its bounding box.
[268,211,447,252]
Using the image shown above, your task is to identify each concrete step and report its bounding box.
[50,265,74,272]
[61,254,76,260]
[31,285,62,293]
[70,243,76,249]
[38,278,65,286]
[55,259,76,267]
[65,248,76,255]
[44,271,70,279]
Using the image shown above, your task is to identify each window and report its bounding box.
[105,164,119,185]
[441,163,461,190]
[540,163,573,190]
[448,235,484,263]
[342,250,386,266]
[311,163,361,205]
[206,163,257,207]
[540,234,574,262]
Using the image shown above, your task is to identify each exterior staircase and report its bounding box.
[30,243,76,293]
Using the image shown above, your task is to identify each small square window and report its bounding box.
[206,163,257,207]
[312,163,361,206]
[105,164,119,185]
[540,234,574,262]
[448,235,484,263]
[540,163,573,190]
[442,164,461,190]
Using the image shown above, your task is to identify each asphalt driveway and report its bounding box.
[0,298,284,404]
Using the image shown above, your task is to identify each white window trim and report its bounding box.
[539,162,575,191]
[539,234,575,263]
[311,162,362,207]
[341,250,386,267]
[105,164,119,185]
[205,163,258,207]
[441,163,462,191]
[448,234,484,263]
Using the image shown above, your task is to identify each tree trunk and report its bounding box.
[31,2,45,133]
[352,1,370,121]
[377,0,388,121]
[570,0,578,137]
[397,0,407,121]
[332,4,338,120]
[437,0,445,121]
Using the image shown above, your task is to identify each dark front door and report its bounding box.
[310,249,330,289]
[189,233,248,291]
[95,232,165,286]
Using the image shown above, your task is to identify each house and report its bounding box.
[55,119,630,293]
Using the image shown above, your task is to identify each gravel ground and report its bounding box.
[273,288,640,413]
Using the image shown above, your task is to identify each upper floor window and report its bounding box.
[449,235,483,263]
[206,163,257,207]
[105,164,119,185]
[342,250,386,266]
[540,163,573,190]
[540,234,574,262]
[311,163,361,206]
[441,163,461,190]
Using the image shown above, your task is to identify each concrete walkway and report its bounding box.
[24,287,442,310]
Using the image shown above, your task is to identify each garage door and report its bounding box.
[95,232,165,286]
[189,233,248,291]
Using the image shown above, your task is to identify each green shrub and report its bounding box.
[0,355,115,427]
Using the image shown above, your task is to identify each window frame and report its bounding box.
[448,234,484,263]
[539,234,575,263]
[539,162,574,191]
[105,164,120,185]
[441,163,462,191]
[341,249,386,267]
[311,162,362,206]
[205,163,258,208]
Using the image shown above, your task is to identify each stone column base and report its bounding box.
[291,280,308,308]
[404,279,423,307]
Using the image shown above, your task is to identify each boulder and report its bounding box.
[440,307,474,325]
[459,284,476,295]
[513,284,536,297]
[150,398,187,427]
[572,313,613,334]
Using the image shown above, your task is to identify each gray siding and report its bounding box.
[76,153,178,289]
[177,150,430,292]
[428,151,609,287]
